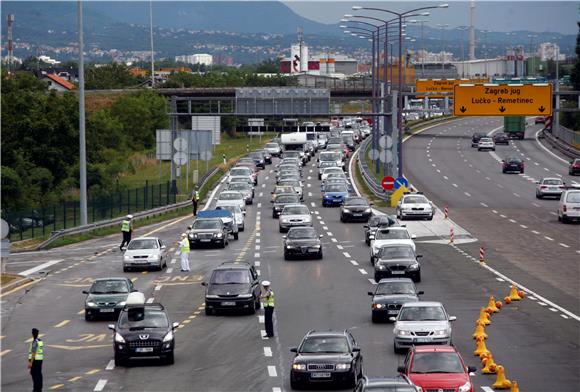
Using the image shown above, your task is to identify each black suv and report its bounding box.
[84,278,137,321]
[188,218,229,248]
[493,132,509,145]
[471,132,484,147]
[202,262,261,315]
[364,215,399,245]
[368,278,423,323]
[290,330,363,389]
[355,375,419,391]
[108,303,178,366]
[340,196,372,222]
[373,244,422,283]
[283,227,323,260]
[271,193,301,218]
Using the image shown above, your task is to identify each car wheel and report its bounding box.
[255,297,261,310]
[558,213,562,222]
[562,215,569,224]
[233,232,239,240]
[536,193,541,199]
[220,239,226,248]
[427,214,433,221]
[248,302,256,315]
[393,342,403,354]
[205,307,213,316]
[317,250,323,259]
[371,313,381,323]
[290,379,302,390]
[164,352,175,365]
[123,267,129,273]
[340,215,345,222]
[374,273,380,282]
[114,353,127,367]
[413,272,422,283]
[84,312,92,321]
[240,225,245,232]
[284,252,289,260]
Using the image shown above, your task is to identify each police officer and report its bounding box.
[120,214,134,251]
[192,188,200,216]
[28,328,43,392]
[179,233,190,272]
[261,281,275,338]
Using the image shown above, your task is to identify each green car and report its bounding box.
[83,278,137,321]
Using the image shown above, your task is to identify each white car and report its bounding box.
[264,142,282,157]
[123,237,167,272]
[370,227,416,264]
[396,193,434,220]
[321,167,345,182]
[215,191,246,211]
[228,167,256,185]
[278,204,313,233]
[477,137,495,151]
[318,161,342,180]
[216,205,245,231]
[535,178,565,199]
[558,189,580,223]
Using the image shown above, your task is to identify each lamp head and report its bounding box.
[352,6,363,10]
[439,3,449,8]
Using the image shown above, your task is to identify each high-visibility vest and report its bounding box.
[193,191,200,202]
[28,339,44,361]
[121,220,131,232]
[180,239,190,253]
[262,289,275,307]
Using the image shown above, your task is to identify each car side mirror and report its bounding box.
[282,235,287,239]
[270,200,274,203]
[201,282,207,286]
[108,324,116,331]
[397,366,406,373]
[411,234,417,239]
[416,254,423,258]
[172,322,179,330]
[82,290,88,294]
[363,224,369,229]
[367,291,374,296]
[468,366,477,374]
[389,317,397,322]
[161,245,166,249]
[449,316,457,321]
[417,291,424,295]
[290,347,298,353]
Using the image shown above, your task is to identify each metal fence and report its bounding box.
[357,137,391,203]
[551,125,580,151]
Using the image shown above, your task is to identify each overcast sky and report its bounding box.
[283,1,580,35]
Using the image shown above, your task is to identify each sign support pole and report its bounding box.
[170,96,178,195]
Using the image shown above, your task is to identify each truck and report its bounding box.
[280,132,308,162]
[504,116,526,140]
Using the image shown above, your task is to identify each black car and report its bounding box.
[259,149,272,164]
[272,193,301,218]
[290,330,363,389]
[342,135,356,151]
[569,159,580,175]
[502,157,524,174]
[283,227,323,260]
[83,278,137,321]
[373,244,422,282]
[202,262,261,315]
[364,215,399,245]
[355,375,419,391]
[368,278,423,323]
[109,303,178,366]
[493,132,510,145]
[471,132,484,147]
[248,152,266,169]
[340,197,373,222]
[188,218,229,248]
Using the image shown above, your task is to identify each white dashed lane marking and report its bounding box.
[263,347,272,357]
[350,260,359,266]
[267,366,278,377]
[358,269,368,275]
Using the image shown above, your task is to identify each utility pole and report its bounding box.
[149,0,155,87]
[78,0,88,225]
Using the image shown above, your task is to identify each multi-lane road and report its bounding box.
[2,116,578,391]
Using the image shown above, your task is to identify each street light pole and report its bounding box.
[78,0,88,226]
[437,23,450,72]
[149,0,155,88]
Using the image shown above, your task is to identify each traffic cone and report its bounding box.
[486,296,499,313]
[504,296,512,305]
[492,366,512,389]
[474,336,491,358]
[510,381,520,392]
[478,308,491,325]
[482,355,498,374]
[508,286,521,301]
[472,320,488,340]
[479,351,491,365]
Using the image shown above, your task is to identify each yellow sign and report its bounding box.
[454,84,553,116]
[415,79,488,98]
[390,185,409,208]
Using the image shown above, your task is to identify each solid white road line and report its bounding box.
[105,360,115,370]
[94,379,108,392]
[20,259,64,276]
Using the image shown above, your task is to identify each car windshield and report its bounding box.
[320,162,337,168]
[376,282,416,295]
[327,144,342,149]
[219,193,242,200]
[542,179,562,185]
[288,228,317,239]
[300,336,349,354]
[230,168,250,176]
[90,280,129,294]
[398,306,446,321]
[249,152,262,159]
[376,230,410,240]
[363,386,416,392]
[275,187,295,194]
[320,153,341,161]
[325,184,347,193]
[370,216,392,227]
[566,192,580,203]
[229,183,250,190]
[118,308,169,330]
[280,181,300,187]
[193,220,221,229]
[230,177,251,184]
[411,352,465,374]
[217,206,241,215]
[346,198,368,206]
[324,168,343,174]
[127,239,158,250]
[285,152,300,158]
[283,206,309,215]
[404,196,428,204]
[379,246,414,259]
[210,270,250,284]
[266,143,279,149]
[276,195,299,204]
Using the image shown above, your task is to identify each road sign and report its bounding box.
[390,185,410,207]
[415,79,488,98]
[454,84,552,116]
[382,176,395,191]
[173,152,188,166]
[173,137,188,152]
[379,135,393,149]
[394,177,409,190]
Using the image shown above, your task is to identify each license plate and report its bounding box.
[391,271,405,275]
[415,338,431,343]
[221,302,236,306]
[353,213,362,216]
[134,260,147,264]
[200,239,211,242]
[135,347,154,353]
[100,308,115,313]
[387,310,399,315]
[549,187,558,191]
[311,372,331,378]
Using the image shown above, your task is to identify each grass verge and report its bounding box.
[1,274,20,286]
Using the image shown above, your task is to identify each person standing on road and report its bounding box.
[192,188,200,216]
[28,328,43,392]
[179,233,190,272]
[120,214,134,251]
[261,281,275,338]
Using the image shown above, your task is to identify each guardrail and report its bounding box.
[541,128,580,159]
[356,137,391,203]
[35,167,220,250]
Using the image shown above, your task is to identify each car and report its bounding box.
[289,330,363,389]
[327,143,350,158]
[202,262,261,315]
[197,209,239,240]
[271,193,301,218]
[278,179,304,201]
[317,134,328,148]
[247,151,266,169]
[370,227,416,264]
[471,133,484,147]
[283,226,323,260]
[282,150,302,161]
[373,244,422,282]
[279,204,313,232]
[569,159,580,175]
[280,157,302,167]
[342,134,356,151]
[305,141,315,156]
[391,302,456,353]
[215,205,245,231]
[123,237,168,272]
[534,116,547,124]
[228,166,257,185]
[493,132,509,145]
[277,173,302,185]
[264,142,282,157]
[271,185,296,202]
[368,278,423,323]
[502,157,524,174]
[318,161,342,179]
[396,193,434,221]
[228,175,255,189]
[321,177,350,193]
[322,183,349,207]
[354,375,420,392]
[322,167,348,182]
[259,149,272,164]
[318,151,344,169]
[108,299,178,366]
[277,163,302,175]
[364,215,399,245]
[477,137,495,151]
[227,182,254,204]
[340,197,373,222]
[558,189,580,223]
[188,218,229,248]
[277,169,302,182]
[83,278,137,321]
[215,191,246,211]
[535,178,565,199]
[397,345,476,392]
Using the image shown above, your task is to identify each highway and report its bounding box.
[2,120,579,391]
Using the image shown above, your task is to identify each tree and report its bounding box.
[570,22,580,91]
[85,63,140,89]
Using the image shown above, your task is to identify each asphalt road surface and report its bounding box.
[2,121,578,391]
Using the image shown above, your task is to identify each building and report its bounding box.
[538,42,566,61]
[41,73,75,91]
[175,53,213,66]
[38,55,60,65]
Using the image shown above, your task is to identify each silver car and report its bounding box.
[227,182,254,204]
[391,301,456,353]
[279,204,313,233]
[123,237,167,272]
[264,142,282,157]
[215,191,246,211]
[216,205,245,231]
[477,137,495,151]
[535,177,564,199]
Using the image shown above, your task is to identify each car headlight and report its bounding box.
[192,233,198,239]
[409,263,419,270]
[286,245,295,249]
[114,332,125,343]
[433,329,448,336]
[238,293,253,299]
[214,232,223,238]
[162,330,174,342]
[403,207,413,211]
[459,381,472,392]
[376,264,385,270]
[395,329,411,336]
[373,303,385,309]
[292,363,306,371]
[281,218,290,223]
[335,363,350,371]
[342,208,351,213]
[364,208,372,213]
[206,294,219,299]
[86,301,97,307]
[117,301,126,307]
[150,254,160,260]
[123,256,131,261]
[310,245,320,249]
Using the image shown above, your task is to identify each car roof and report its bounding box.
[413,345,457,353]
[93,277,130,282]
[215,261,252,270]
[377,277,414,284]
[131,237,159,241]
[306,330,349,338]
[401,301,443,307]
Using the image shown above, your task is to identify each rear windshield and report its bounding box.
[230,168,251,176]
[542,179,562,185]
[266,143,279,149]
[128,239,158,250]
[219,193,242,200]
[566,192,580,203]
[325,184,347,193]
[118,308,169,329]
[411,352,464,374]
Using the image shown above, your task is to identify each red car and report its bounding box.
[397,345,476,392]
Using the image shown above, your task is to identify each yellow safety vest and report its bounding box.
[194,192,200,201]
[28,339,44,361]
[180,239,190,253]
[262,289,275,307]
[121,220,131,232]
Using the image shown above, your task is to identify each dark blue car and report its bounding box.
[322,183,349,207]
